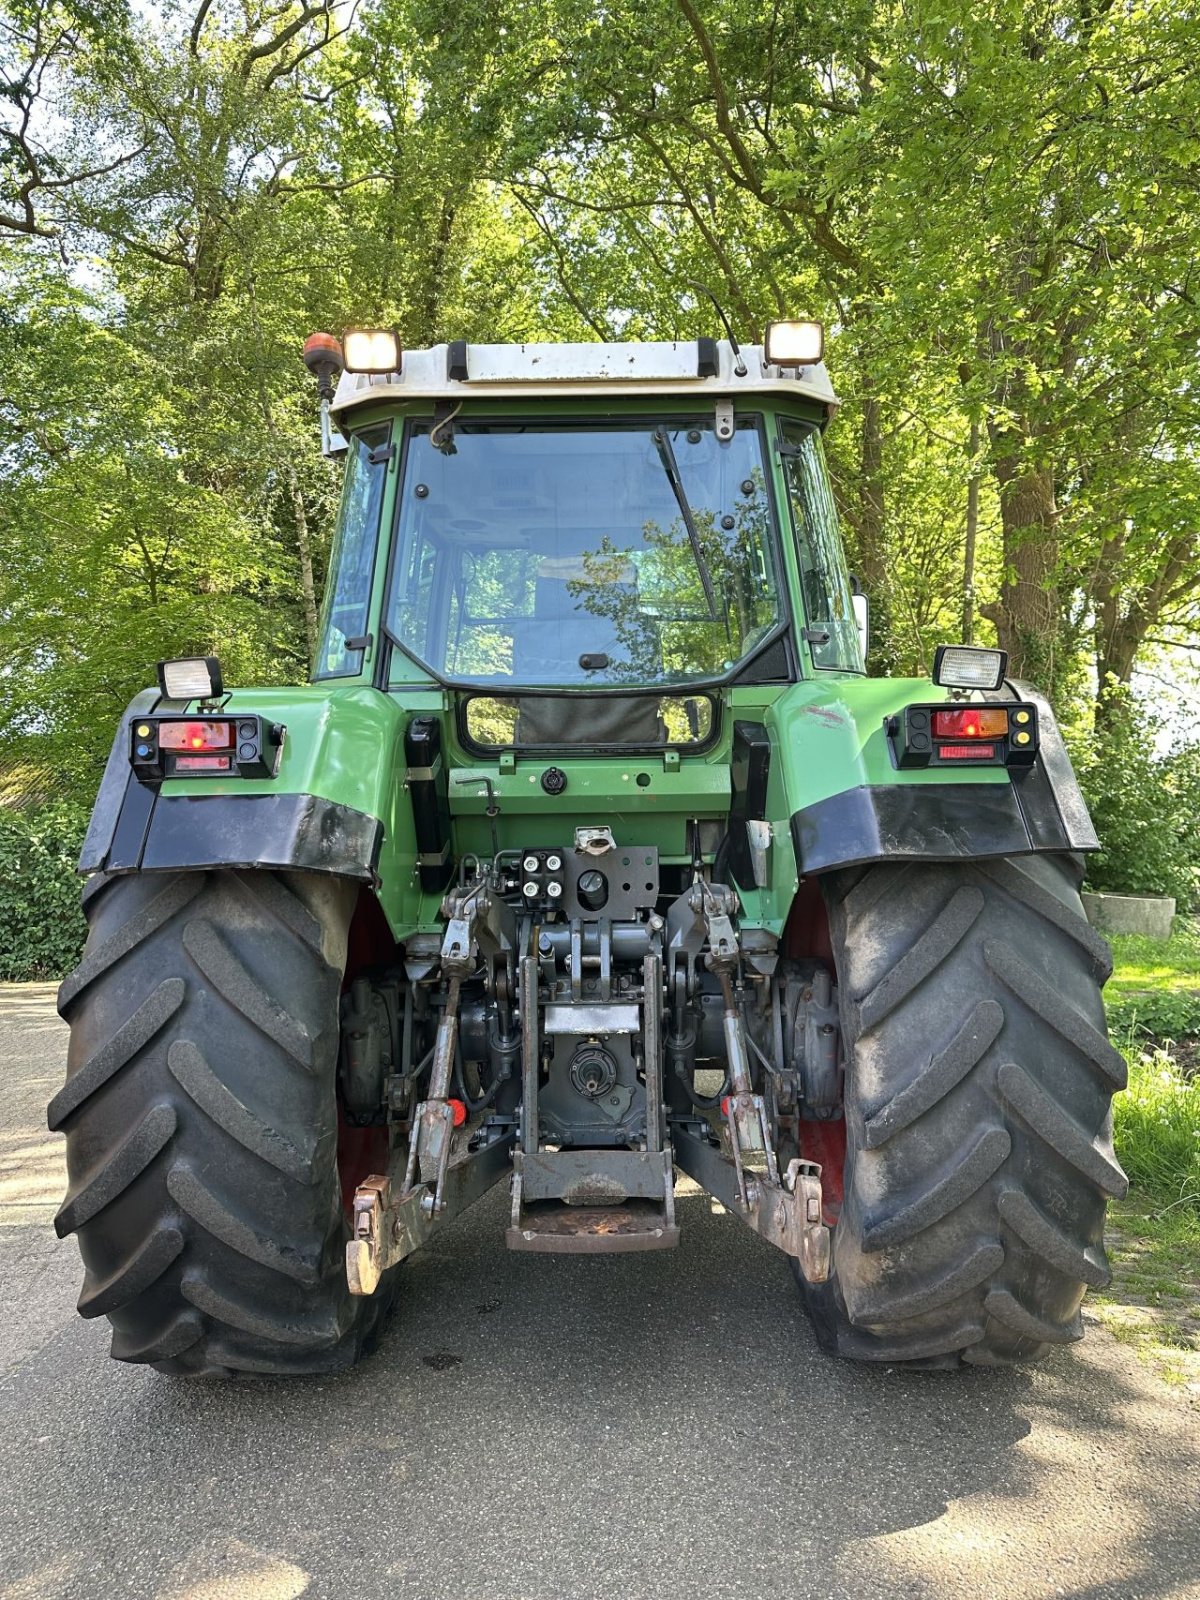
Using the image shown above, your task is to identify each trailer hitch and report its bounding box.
[346,1132,515,1295]
[672,881,832,1282]
[347,881,516,1296]
[747,1159,831,1283]
[670,1128,831,1282]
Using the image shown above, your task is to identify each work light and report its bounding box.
[932,644,1008,691]
[156,656,224,701]
[342,328,401,374]
[764,320,825,366]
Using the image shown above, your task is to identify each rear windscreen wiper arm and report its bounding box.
[652,428,719,621]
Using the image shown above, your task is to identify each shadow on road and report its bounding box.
[3,1182,1197,1600]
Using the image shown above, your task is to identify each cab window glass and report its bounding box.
[779,422,863,672]
[386,419,781,688]
[313,426,389,679]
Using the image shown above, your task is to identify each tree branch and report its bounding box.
[240,1,330,77]
[189,0,214,55]
[512,192,612,340]
[674,0,763,196]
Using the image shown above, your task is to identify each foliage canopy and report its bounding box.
[0,0,1197,821]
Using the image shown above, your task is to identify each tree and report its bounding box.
[2,0,1198,789]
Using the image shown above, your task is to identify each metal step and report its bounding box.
[506,1148,679,1253]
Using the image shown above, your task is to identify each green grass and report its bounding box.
[1107,918,1200,994]
[1105,916,1200,1056]
[1094,1192,1200,1384]
[1111,1048,1200,1211]
[1100,1036,1200,1376]
[1093,921,1200,1378]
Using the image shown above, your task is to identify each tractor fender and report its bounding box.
[78,685,413,885]
[776,680,1098,876]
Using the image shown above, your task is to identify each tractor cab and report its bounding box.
[312,333,864,737]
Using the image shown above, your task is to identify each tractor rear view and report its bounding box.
[50,324,1126,1376]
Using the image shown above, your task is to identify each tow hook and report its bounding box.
[785,1159,832,1283]
[743,1160,831,1284]
[346,1136,518,1297]
[348,1175,390,1296]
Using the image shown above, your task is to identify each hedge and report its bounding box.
[0,804,90,980]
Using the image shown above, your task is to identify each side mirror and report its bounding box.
[852,592,869,661]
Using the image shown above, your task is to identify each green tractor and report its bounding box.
[50,323,1126,1376]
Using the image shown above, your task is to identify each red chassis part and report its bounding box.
[337,1118,390,1217]
[336,890,397,1216]
[784,879,846,1224]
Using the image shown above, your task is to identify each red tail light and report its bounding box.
[174,755,232,772]
[158,720,234,752]
[931,708,1008,739]
[938,743,997,760]
[448,1098,468,1128]
[890,700,1039,768]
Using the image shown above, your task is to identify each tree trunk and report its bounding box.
[1094,604,1141,697]
[1090,492,1197,725]
[421,198,458,338]
[962,416,980,645]
[979,457,1060,688]
[857,381,886,596]
[245,277,318,670]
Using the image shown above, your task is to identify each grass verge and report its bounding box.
[1098,1192,1199,1386]
[1095,924,1200,1384]
[1105,919,1200,1068]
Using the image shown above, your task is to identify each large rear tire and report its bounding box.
[798,853,1128,1367]
[51,868,396,1376]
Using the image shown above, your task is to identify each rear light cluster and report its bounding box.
[157,720,233,753]
[929,708,1009,740]
[130,717,284,782]
[889,702,1039,769]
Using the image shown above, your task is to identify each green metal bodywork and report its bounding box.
[124,392,1058,938]
[159,673,1007,938]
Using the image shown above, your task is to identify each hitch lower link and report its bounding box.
[347,885,514,1295]
[745,1158,831,1284]
[678,885,832,1284]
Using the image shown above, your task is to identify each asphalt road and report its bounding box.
[2,983,1198,1600]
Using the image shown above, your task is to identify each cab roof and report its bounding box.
[330,339,839,419]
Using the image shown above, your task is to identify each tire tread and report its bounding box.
[51,869,392,1376]
[181,918,316,1069]
[167,1039,319,1180]
[863,999,1004,1147]
[77,1224,184,1319]
[857,886,984,1029]
[984,939,1127,1089]
[57,877,203,1013]
[54,1104,177,1236]
[803,853,1125,1369]
[48,979,185,1129]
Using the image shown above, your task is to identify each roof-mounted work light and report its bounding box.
[156,656,224,702]
[342,328,401,374]
[764,319,825,366]
[932,644,1009,692]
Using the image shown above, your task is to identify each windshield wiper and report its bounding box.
[652,428,719,621]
